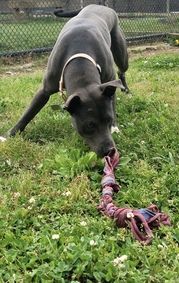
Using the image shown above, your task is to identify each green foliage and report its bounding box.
[135,54,179,70]
[0,51,179,282]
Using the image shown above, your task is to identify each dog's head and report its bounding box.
[63,80,124,157]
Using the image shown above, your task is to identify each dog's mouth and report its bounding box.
[98,147,115,158]
[106,147,116,157]
[86,139,116,158]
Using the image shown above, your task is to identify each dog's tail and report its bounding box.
[54,8,82,18]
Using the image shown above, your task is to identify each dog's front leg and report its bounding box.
[8,87,54,136]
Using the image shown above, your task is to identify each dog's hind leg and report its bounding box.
[111,22,129,93]
[8,76,59,136]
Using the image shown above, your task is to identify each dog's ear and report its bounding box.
[100,79,125,98]
[63,94,81,114]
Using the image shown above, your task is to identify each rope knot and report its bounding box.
[98,148,171,245]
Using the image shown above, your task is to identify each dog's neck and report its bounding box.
[60,53,101,96]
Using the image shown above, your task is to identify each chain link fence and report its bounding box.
[0,0,179,56]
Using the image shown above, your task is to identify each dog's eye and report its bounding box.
[83,122,96,135]
[87,122,96,130]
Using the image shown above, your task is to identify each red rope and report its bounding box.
[98,148,170,245]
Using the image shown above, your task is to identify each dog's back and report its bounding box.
[55,4,118,33]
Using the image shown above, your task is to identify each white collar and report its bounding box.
[59,53,101,96]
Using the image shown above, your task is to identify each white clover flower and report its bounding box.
[62,191,72,196]
[0,136,7,142]
[119,255,128,262]
[80,221,87,226]
[141,140,145,144]
[52,234,60,240]
[27,206,32,210]
[158,242,167,249]
[113,255,128,267]
[29,197,35,204]
[6,159,11,166]
[90,240,97,246]
[116,263,125,269]
[37,215,43,219]
[157,244,163,249]
[13,192,21,198]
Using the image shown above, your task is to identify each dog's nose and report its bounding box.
[107,147,116,156]
[98,143,115,158]
[104,147,115,157]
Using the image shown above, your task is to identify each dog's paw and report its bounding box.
[0,136,7,142]
[111,126,120,134]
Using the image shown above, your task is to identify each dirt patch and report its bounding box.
[0,43,178,77]
[128,42,178,61]
[0,53,48,77]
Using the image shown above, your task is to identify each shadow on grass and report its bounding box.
[23,111,87,152]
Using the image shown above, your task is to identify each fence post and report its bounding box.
[99,1,108,6]
[80,0,84,8]
[166,0,170,14]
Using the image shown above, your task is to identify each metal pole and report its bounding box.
[166,0,170,14]
[80,0,84,9]
[99,1,108,6]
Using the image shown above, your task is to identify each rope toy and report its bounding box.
[98,148,170,245]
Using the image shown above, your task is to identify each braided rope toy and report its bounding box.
[98,148,170,245]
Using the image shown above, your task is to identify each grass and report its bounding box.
[120,16,179,35]
[0,18,65,53]
[0,15,179,53]
[0,49,179,282]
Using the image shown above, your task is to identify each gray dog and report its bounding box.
[8,4,129,157]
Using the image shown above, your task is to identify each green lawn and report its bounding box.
[0,15,179,54]
[0,18,65,53]
[119,16,179,36]
[0,49,179,282]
